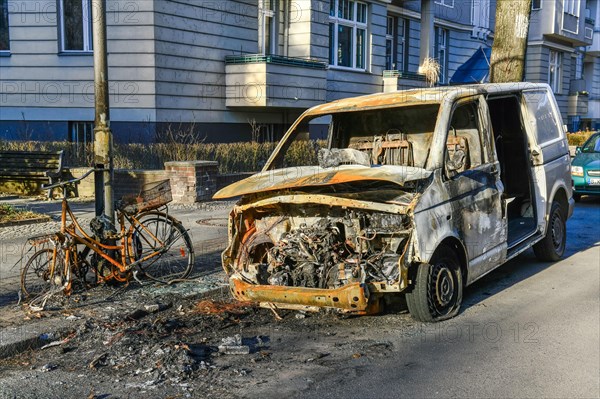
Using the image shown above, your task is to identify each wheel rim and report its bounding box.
[551,212,564,251]
[136,217,193,282]
[434,267,455,307]
[428,262,458,315]
[22,249,59,298]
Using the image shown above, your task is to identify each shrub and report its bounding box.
[0,139,323,174]
[567,131,595,147]
[0,204,45,223]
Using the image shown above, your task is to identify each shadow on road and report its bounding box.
[462,195,600,312]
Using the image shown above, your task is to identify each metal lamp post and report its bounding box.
[91,0,114,223]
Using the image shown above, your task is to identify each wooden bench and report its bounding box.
[0,150,64,198]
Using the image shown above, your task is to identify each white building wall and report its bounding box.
[0,0,157,139]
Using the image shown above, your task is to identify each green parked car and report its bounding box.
[572,132,600,201]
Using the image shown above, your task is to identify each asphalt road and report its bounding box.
[0,197,597,399]
[295,197,600,399]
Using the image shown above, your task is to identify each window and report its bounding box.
[564,0,580,16]
[329,0,368,70]
[548,50,562,93]
[398,18,409,72]
[384,16,409,72]
[575,52,583,80]
[471,0,490,29]
[435,27,449,84]
[446,101,485,177]
[435,0,454,7]
[69,122,94,145]
[260,0,277,55]
[532,0,542,10]
[0,0,9,51]
[523,91,561,144]
[59,0,93,52]
[385,16,396,70]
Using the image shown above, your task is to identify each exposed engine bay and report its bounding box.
[234,208,412,290]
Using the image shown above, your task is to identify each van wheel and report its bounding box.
[406,245,463,322]
[533,201,566,262]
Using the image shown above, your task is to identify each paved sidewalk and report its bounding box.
[0,196,235,358]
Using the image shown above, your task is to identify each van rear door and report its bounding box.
[521,88,569,166]
[521,88,571,230]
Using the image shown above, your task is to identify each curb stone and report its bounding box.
[0,216,52,228]
[0,325,77,360]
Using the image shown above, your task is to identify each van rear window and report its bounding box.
[523,91,561,145]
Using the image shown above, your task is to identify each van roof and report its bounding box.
[305,82,550,116]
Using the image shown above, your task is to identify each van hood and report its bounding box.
[213,165,431,199]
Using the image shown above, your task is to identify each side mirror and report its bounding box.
[576,146,582,155]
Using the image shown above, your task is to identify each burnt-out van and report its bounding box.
[214,83,574,322]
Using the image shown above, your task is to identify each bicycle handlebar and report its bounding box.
[41,168,100,191]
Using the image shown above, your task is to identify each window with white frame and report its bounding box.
[575,52,583,80]
[564,0,580,16]
[532,0,542,10]
[435,27,449,84]
[385,16,396,70]
[548,50,562,93]
[259,0,277,55]
[59,0,93,52]
[0,0,9,51]
[435,0,454,8]
[471,0,490,29]
[329,0,368,70]
[398,18,409,72]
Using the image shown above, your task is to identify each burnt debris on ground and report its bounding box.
[0,278,421,398]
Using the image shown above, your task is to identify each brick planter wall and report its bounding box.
[56,161,220,204]
[164,161,218,204]
[67,168,170,200]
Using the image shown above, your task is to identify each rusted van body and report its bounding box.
[215,83,574,322]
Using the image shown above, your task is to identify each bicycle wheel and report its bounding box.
[132,215,194,283]
[21,249,64,298]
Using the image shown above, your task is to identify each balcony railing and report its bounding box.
[568,92,589,116]
[225,54,327,70]
[225,54,328,108]
[382,70,428,92]
[383,70,426,81]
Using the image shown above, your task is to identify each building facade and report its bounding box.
[527,0,599,131]
[0,0,598,144]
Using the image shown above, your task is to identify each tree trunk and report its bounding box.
[490,0,532,83]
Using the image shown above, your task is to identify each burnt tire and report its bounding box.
[134,216,194,283]
[405,245,463,322]
[21,249,59,299]
[533,201,566,262]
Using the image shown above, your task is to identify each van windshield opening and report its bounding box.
[267,104,440,170]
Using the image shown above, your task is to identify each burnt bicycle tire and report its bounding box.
[132,214,194,283]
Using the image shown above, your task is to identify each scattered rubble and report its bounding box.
[40,363,57,372]
[0,282,414,399]
[218,334,250,355]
